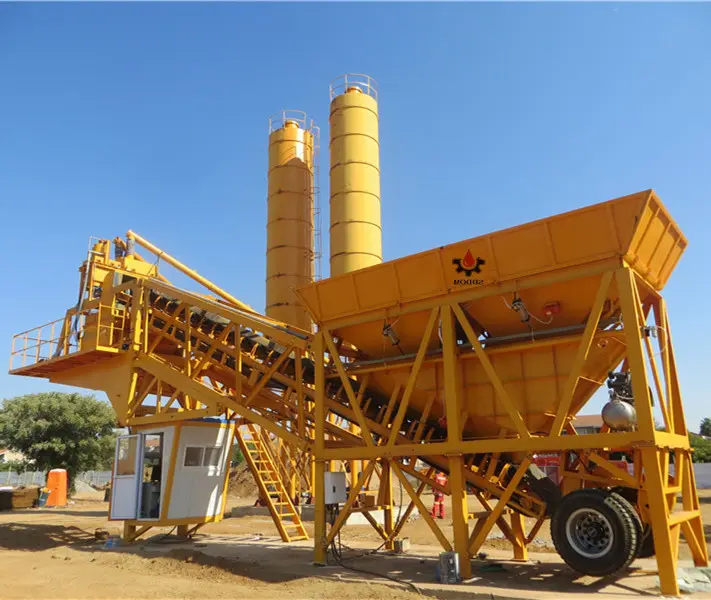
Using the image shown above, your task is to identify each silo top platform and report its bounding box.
[296,190,686,329]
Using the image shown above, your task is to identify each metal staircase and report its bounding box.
[236,423,309,542]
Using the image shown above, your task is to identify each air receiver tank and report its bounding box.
[266,111,316,331]
[329,74,383,276]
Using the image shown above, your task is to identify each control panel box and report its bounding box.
[324,471,347,504]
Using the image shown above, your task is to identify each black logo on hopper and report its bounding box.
[453,250,486,277]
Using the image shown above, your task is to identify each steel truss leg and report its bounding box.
[391,463,452,551]
[615,267,708,596]
[510,512,528,562]
[313,459,327,565]
[449,455,472,579]
[641,448,679,597]
[381,460,394,550]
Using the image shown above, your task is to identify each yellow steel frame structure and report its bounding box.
[9,228,706,597]
[301,260,706,596]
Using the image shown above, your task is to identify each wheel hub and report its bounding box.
[565,508,614,559]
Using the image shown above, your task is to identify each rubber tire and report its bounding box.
[610,487,655,558]
[610,492,643,559]
[551,489,638,577]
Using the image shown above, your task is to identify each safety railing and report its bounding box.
[9,314,78,371]
[9,302,130,371]
[268,109,318,135]
[329,73,378,101]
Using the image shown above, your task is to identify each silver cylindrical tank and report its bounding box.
[601,400,637,431]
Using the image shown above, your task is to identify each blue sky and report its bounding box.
[1,3,710,429]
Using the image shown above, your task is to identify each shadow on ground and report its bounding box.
[0,522,662,597]
[6,509,108,518]
[0,523,95,550]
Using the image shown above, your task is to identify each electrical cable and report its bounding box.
[328,530,422,595]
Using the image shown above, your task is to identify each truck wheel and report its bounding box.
[610,491,643,559]
[551,489,638,576]
[610,488,655,558]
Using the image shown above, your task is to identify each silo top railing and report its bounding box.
[329,74,378,101]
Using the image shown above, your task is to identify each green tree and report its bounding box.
[232,445,244,466]
[690,434,711,463]
[700,418,711,437]
[0,459,26,472]
[0,392,117,492]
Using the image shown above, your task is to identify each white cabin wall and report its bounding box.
[167,424,232,520]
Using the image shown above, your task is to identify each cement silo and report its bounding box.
[266,111,317,330]
[329,74,382,276]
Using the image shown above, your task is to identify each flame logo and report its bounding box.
[453,250,485,277]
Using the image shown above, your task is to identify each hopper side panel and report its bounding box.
[625,194,688,290]
[547,206,620,264]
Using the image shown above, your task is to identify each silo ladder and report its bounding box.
[235,424,309,543]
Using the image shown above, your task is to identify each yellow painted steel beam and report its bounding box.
[322,332,374,447]
[549,271,613,436]
[243,349,294,408]
[148,280,309,349]
[362,511,389,542]
[449,455,472,578]
[391,463,452,552]
[134,354,309,451]
[469,457,531,555]
[587,452,638,487]
[386,467,433,543]
[159,422,183,521]
[323,462,375,548]
[312,332,327,565]
[510,513,528,562]
[452,303,530,439]
[385,308,439,447]
[318,430,648,460]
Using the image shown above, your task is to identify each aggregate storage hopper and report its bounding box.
[297,189,707,594]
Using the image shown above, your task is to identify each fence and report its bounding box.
[1,465,710,490]
[0,470,112,488]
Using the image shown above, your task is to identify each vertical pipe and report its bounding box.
[266,112,315,330]
[329,74,382,276]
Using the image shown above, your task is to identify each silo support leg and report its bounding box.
[448,455,472,579]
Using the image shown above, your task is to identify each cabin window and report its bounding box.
[116,436,137,476]
[183,446,203,467]
[203,447,222,468]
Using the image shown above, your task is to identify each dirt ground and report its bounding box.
[0,485,710,599]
